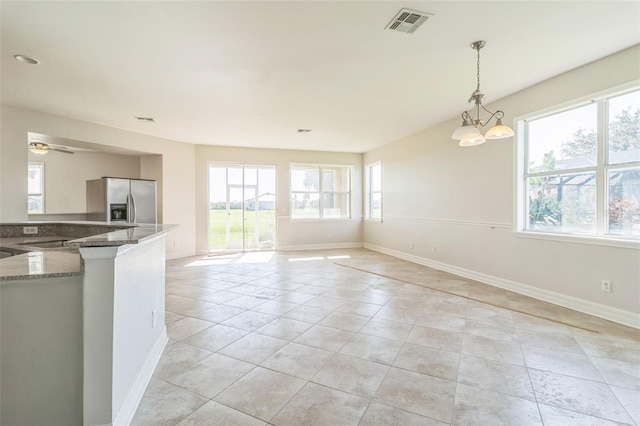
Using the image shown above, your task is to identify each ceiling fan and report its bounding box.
[28,142,74,155]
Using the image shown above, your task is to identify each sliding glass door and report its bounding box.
[209,164,276,252]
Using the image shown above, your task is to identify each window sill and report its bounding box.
[364,218,383,223]
[514,230,640,249]
[289,218,354,223]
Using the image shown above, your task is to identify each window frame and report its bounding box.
[514,81,640,248]
[289,163,352,221]
[365,161,382,221]
[28,161,45,214]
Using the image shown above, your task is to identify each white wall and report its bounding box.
[194,145,363,253]
[0,106,196,259]
[28,150,141,214]
[363,45,640,325]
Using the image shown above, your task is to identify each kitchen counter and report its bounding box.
[0,222,177,281]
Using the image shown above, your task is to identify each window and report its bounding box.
[518,86,640,239]
[290,164,351,219]
[28,162,44,214]
[366,161,382,220]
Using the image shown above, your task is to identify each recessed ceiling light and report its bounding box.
[135,117,156,123]
[297,129,312,133]
[13,54,40,65]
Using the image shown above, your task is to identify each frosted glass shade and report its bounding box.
[451,125,480,140]
[29,147,48,155]
[485,124,514,139]
[459,134,486,147]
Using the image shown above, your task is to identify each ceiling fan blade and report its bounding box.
[50,148,74,154]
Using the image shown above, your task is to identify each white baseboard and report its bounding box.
[166,249,196,260]
[278,242,364,252]
[112,328,168,426]
[363,243,639,329]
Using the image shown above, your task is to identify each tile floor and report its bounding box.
[132,249,640,426]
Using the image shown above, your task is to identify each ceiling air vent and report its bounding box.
[135,116,156,123]
[385,8,432,34]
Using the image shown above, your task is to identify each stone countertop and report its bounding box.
[65,224,177,248]
[0,222,177,282]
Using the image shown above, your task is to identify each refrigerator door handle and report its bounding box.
[130,193,137,223]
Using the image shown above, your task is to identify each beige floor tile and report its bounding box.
[393,343,459,381]
[214,367,305,422]
[516,327,584,354]
[131,378,208,426]
[261,342,334,379]
[339,333,403,365]
[177,401,266,426]
[224,295,271,309]
[154,342,212,380]
[461,334,525,366]
[522,345,603,381]
[373,305,421,324]
[374,367,456,422]
[166,353,255,398]
[282,305,332,323]
[221,311,276,331]
[190,304,244,323]
[312,353,388,398]
[304,295,347,310]
[294,324,354,351]
[406,325,463,353]
[219,333,288,364]
[255,317,313,340]
[530,369,633,424]
[183,324,248,352]
[416,313,466,333]
[575,334,640,364]
[360,318,413,341]
[538,403,626,426]
[140,250,640,425]
[452,383,542,425]
[251,300,299,316]
[166,317,214,341]
[165,311,185,323]
[197,290,241,304]
[275,291,318,304]
[336,300,383,317]
[464,318,519,342]
[457,355,535,400]
[271,382,368,426]
[610,385,640,425]
[168,299,218,316]
[359,402,448,426]
[318,311,369,332]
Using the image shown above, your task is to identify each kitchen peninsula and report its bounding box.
[0,221,176,426]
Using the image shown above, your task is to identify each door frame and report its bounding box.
[208,162,277,253]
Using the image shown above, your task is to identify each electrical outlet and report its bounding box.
[410,241,414,249]
[174,240,179,248]
[152,309,156,328]
[432,246,437,254]
[601,280,612,293]
[23,226,38,235]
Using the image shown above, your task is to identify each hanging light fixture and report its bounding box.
[451,40,514,147]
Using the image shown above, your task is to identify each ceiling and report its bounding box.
[2,1,639,153]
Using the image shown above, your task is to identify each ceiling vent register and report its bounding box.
[385,8,432,34]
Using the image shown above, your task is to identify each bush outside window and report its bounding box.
[520,87,640,238]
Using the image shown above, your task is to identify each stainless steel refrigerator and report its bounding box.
[86,177,157,224]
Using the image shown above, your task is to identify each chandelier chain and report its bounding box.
[476,45,481,92]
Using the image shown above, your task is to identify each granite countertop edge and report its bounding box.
[1,222,177,282]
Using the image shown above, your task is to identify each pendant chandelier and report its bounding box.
[451,40,514,147]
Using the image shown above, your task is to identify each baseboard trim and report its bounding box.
[166,249,196,260]
[278,242,364,251]
[363,243,640,329]
[112,328,168,426]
